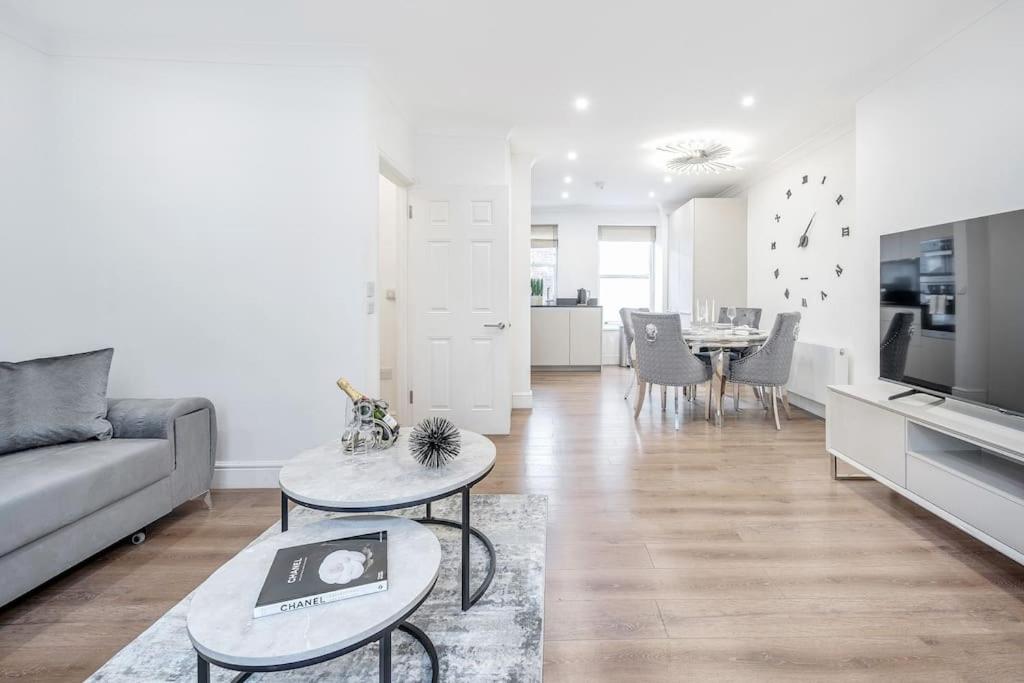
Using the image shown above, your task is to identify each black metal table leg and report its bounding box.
[379,630,392,683]
[281,491,289,532]
[461,488,470,611]
[412,486,496,611]
[425,501,432,519]
[197,653,209,683]
[399,622,440,682]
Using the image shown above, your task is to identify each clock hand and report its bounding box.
[801,211,817,236]
[798,211,816,248]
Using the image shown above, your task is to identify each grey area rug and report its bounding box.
[88,494,546,682]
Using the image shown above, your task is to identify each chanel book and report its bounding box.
[253,531,388,618]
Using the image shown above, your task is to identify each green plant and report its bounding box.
[530,278,544,296]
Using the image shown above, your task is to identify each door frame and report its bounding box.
[379,154,413,425]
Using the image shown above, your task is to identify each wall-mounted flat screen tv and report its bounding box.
[879,207,1024,416]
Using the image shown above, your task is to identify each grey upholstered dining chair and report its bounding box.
[711,308,765,406]
[631,312,714,429]
[718,306,762,328]
[716,306,764,364]
[722,312,801,430]
[880,312,915,382]
[619,307,649,400]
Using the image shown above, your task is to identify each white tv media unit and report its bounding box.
[827,382,1024,565]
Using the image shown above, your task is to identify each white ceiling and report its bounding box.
[2,0,1003,208]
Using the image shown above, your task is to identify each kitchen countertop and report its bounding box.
[531,304,602,308]
[880,302,927,308]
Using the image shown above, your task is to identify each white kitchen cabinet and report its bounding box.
[569,307,602,366]
[666,198,747,315]
[531,306,603,370]
[530,307,570,366]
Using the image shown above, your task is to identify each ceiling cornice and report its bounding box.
[414,125,512,140]
[0,3,51,53]
[720,117,855,198]
[532,203,661,214]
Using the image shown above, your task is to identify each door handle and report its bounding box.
[483,322,508,330]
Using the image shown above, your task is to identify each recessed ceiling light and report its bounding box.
[563,175,573,184]
[561,191,570,199]
[567,150,578,161]
[573,97,590,111]
[741,95,756,108]
[648,191,656,198]
[663,175,672,184]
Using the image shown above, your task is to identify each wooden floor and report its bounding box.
[3,368,1024,681]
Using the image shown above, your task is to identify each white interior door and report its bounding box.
[409,185,511,434]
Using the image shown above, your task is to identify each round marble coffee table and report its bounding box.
[187,516,440,683]
[279,429,496,611]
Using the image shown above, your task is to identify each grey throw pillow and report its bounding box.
[0,348,115,455]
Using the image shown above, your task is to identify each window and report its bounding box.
[530,225,558,301]
[599,225,655,325]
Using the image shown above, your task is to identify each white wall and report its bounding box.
[1,34,53,327]
[413,131,509,187]
[378,175,400,411]
[856,0,1024,384]
[746,131,860,366]
[510,153,534,408]
[0,45,381,485]
[371,80,414,181]
[529,206,661,300]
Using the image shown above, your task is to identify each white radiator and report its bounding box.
[787,341,849,407]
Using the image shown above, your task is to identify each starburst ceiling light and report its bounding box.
[658,140,737,175]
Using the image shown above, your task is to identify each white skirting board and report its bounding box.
[212,460,283,489]
[512,391,534,410]
[787,392,826,419]
[787,340,849,416]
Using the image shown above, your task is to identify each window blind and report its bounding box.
[598,225,656,242]
[531,224,558,248]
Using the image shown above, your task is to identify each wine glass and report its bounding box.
[726,306,737,329]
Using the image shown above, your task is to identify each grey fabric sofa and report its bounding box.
[0,397,216,607]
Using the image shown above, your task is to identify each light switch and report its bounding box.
[366,300,375,314]
[366,281,375,298]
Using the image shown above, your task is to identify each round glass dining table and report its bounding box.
[681,327,769,422]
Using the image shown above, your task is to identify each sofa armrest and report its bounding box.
[107,398,217,506]
[106,398,210,440]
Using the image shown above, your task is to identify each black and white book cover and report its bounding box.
[254,531,388,618]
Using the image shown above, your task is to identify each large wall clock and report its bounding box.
[770,173,850,308]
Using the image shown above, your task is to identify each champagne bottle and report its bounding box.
[336,378,399,429]
[335,377,366,401]
[336,378,399,451]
